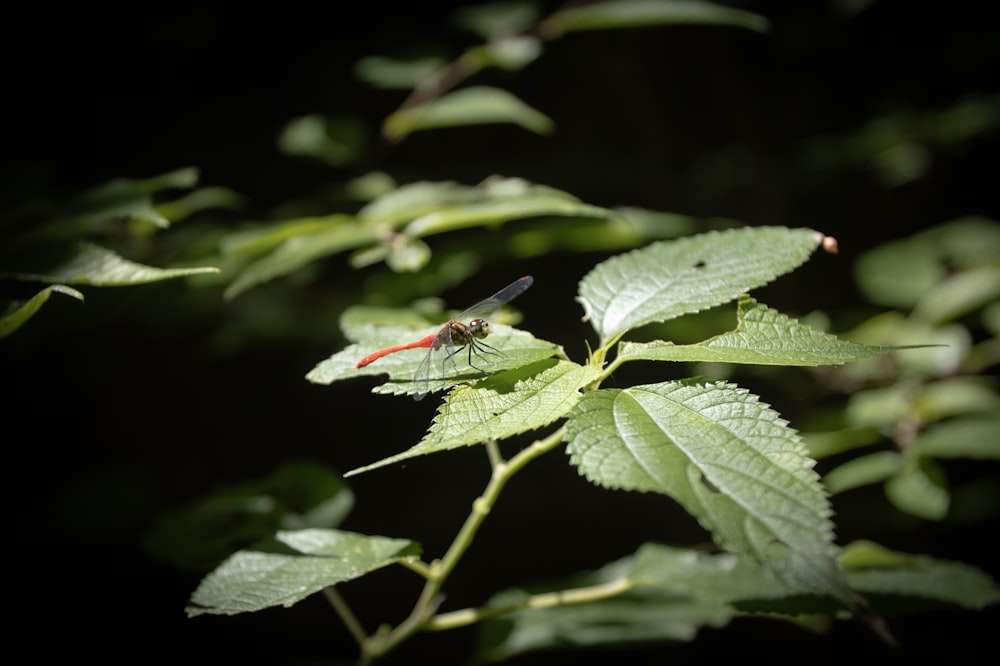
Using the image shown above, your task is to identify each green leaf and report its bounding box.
[565,380,851,603]
[1,242,219,286]
[383,86,554,141]
[476,543,820,662]
[914,377,1000,421]
[187,528,420,616]
[801,425,883,459]
[353,54,448,90]
[619,295,889,366]
[143,461,354,573]
[0,284,83,338]
[346,360,597,476]
[66,167,200,229]
[452,2,541,39]
[404,180,613,238]
[578,227,824,343]
[885,457,950,520]
[223,216,372,300]
[842,540,1000,611]
[853,217,1000,310]
[308,325,558,399]
[358,180,482,226]
[465,35,543,71]
[913,416,1000,460]
[277,114,367,166]
[822,451,902,495]
[542,0,769,37]
[913,264,1000,324]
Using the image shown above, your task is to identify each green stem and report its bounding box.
[359,425,568,663]
[323,587,368,646]
[427,577,634,631]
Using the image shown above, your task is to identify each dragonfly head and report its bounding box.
[469,319,490,340]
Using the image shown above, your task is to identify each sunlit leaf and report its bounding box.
[565,380,851,603]
[383,86,554,141]
[578,227,823,343]
[0,284,83,338]
[619,295,889,366]
[308,325,557,393]
[345,360,592,476]
[187,529,420,616]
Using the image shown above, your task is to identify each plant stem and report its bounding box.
[427,577,634,631]
[359,425,568,663]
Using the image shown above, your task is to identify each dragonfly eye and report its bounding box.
[469,319,490,339]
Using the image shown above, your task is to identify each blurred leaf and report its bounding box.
[278,114,368,166]
[542,0,769,36]
[354,54,449,89]
[619,295,889,366]
[466,35,543,71]
[187,529,420,616]
[359,180,482,226]
[0,284,83,338]
[386,236,432,272]
[68,167,200,229]
[477,541,840,662]
[854,236,944,309]
[383,86,554,141]
[885,457,949,521]
[452,1,541,39]
[801,425,883,459]
[854,217,1000,310]
[155,186,244,222]
[1,241,219,286]
[842,541,1000,611]
[565,380,851,603]
[347,360,597,476]
[914,376,1000,421]
[822,450,902,494]
[913,416,1000,460]
[221,216,351,259]
[913,265,1000,324]
[578,227,823,343]
[345,171,397,202]
[845,385,913,429]
[223,216,370,300]
[405,182,613,238]
[840,312,971,379]
[144,461,354,573]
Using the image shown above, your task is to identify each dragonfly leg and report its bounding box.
[467,339,503,373]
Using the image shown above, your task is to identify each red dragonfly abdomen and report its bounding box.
[353,333,437,368]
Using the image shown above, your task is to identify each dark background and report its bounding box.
[3,1,998,664]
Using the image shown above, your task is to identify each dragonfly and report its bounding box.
[353,276,534,400]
